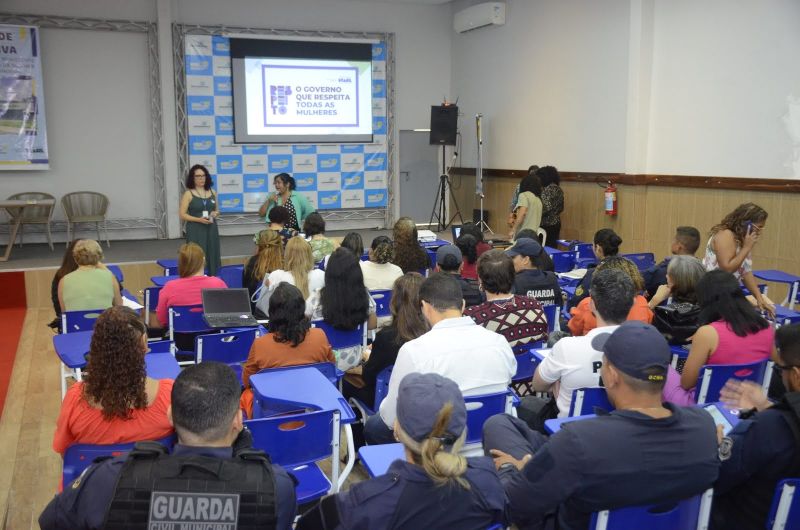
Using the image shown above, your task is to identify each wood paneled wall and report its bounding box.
[451,173,800,299]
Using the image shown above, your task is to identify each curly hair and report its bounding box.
[392,217,430,273]
[455,234,478,265]
[303,212,326,237]
[268,282,311,346]
[596,256,645,292]
[519,174,542,197]
[710,203,768,244]
[73,239,103,266]
[83,307,148,420]
[536,165,561,187]
[268,205,290,225]
[252,229,283,280]
[370,235,394,264]
[186,164,213,190]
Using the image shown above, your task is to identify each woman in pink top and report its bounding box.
[53,307,174,455]
[663,270,775,405]
[155,242,226,327]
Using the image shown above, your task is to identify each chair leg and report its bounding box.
[103,220,110,247]
[17,224,23,248]
[46,222,54,251]
[65,221,71,247]
[96,221,101,245]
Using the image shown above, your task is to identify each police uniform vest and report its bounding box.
[103,442,278,530]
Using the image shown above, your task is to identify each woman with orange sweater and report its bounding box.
[568,256,653,336]
[240,282,334,417]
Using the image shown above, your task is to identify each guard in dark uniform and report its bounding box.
[297,372,509,529]
[713,323,800,530]
[506,238,562,307]
[39,362,296,530]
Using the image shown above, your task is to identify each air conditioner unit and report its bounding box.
[453,2,506,34]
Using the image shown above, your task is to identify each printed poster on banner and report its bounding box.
[0,25,49,170]
[184,34,388,213]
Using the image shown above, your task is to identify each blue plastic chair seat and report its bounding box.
[358,443,404,478]
[589,488,713,530]
[766,478,800,530]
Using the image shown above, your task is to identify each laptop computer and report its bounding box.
[451,225,462,241]
[202,288,259,328]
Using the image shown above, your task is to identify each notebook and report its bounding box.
[202,288,259,328]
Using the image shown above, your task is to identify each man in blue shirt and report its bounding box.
[484,322,720,530]
[643,226,701,298]
[712,323,800,529]
[39,362,297,530]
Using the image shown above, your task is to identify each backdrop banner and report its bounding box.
[185,35,389,213]
[0,24,49,170]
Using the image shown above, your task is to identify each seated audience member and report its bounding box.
[643,225,701,298]
[506,237,562,307]
[650,255,706,345]
[569,228,622,308]
[303,212,335,263]
[155,242,226,328]
[456,233,480,281]
[298,373,508,530]
[59,239,121,312]
[267,205,298,246]
[459,222,493,257]
[391,216,430,273]
[483,321,720,530]
[41,362,296,530]
[52,307,173,455]
[360,235,403,291]
[528,268,634,424]
[241,283,334,417]
[663,269,775,405]
[260,236,325,316]
[516,229,555,272]
[242,229,283,315]
[309,247,377,371]
[340,231,364,258]
[464,249,548,350]
[568,256,653,336]
[364,273,516,445]
[713,323,800,530]
[342,273,429,407]
[434,244,483,307]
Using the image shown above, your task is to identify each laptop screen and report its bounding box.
[202,288,252,314]
[451,226,462,240]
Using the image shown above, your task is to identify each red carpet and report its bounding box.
[0,271,27,415]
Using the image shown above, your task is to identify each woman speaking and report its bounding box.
[179,164,221,276]
[258,172,315,232]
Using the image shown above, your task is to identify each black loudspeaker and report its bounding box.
[429,105,458,146]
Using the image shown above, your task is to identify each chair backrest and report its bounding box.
[61,309,103,334]
[311,319,367,350]
[571,242,596,261]
[218,264,244,288]
[512,350,536,384]
[589,488,713,530]
[373,365,394,410]
[169,304,211,335]
[106,264,124,284]
[767,478,800,530]
[245,409,339,468]
[542,304,560,333]
[147,339,173,354]
[196,329,257,364]
[551,251,576,273]
[569,387,614,417]
[621,253,656,271]
[695,360,768,405]
[62,434,176,488]
[61,191,109,219]
[464,391,514,445]
[536,227,547,245]
[370,289,393,319]
[257,362,341,387]
[6,192,56,221]
[143,286,162,326]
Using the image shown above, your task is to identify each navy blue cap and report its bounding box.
[505,238,543,258]
[396,373,467,443]
[591,321,670,382]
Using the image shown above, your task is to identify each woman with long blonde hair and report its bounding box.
[296,373,508,529]
[258,236,324,316]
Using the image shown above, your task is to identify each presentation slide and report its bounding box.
[232,39,374,143]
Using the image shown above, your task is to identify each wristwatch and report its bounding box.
[499,462,518,473]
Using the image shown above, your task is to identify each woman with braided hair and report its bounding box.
[52,306,174,455]
[360,235,403,291]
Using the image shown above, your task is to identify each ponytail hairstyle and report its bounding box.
[274,172,296,191]
[594,228,622,257]
[370,235,394,264]
[395,402,470,489]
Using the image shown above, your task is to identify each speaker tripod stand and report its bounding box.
[428,145,464,232]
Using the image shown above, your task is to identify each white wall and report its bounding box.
[1,0,452,241]
[647,0,800,179]
[449,0,631,173]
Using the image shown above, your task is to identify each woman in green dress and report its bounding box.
[258,172,315,232]
[180,164,221,276]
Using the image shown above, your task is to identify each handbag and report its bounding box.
[653,302,701,345]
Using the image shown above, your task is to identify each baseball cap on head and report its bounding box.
[436,244,462,269]
[590,321,670,382]
[396,372,467,444]
[505,238,543,258]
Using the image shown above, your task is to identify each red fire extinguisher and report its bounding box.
[604,181,618,216]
